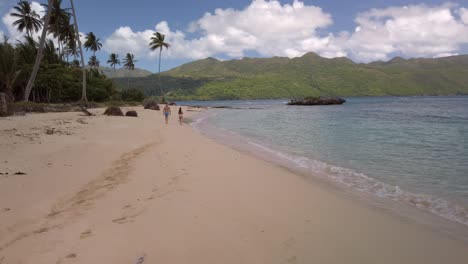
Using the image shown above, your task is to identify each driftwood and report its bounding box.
[80,107,94,116]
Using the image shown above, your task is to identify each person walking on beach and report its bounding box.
[163,104,171,124]
[178,107,184,125]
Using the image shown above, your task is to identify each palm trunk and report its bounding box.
[158,48,163,97]
[23,0,53,101]
[70,0,87,103]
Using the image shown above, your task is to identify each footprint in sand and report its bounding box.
[112,217,129,224]
[287,256,297,264]
[80,229,92,239]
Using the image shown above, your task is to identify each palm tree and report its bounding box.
[88,55,99,68]
[23,0,53,101]
[69,0,87,102]
[41,0,71,58]
[0,38,22,106]
[107,53,120,71]
[10,0,43,38]
[123,53,136,89]
[84,32,102,58]
[149,32,170,97]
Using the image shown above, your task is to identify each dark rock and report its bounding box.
[125,110,138,117]
[14,172,27,175]
[168,101,176,106]
[103,106,124,116]
[143,100,160,111]
[287,96,346,106]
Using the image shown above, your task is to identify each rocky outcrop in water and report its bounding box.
[287,97,346,106]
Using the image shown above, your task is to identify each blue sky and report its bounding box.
[2,0,468,72]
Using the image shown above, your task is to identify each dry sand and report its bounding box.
[0,106,467,264]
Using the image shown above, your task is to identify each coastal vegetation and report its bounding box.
[113,53,468,100]
[0,0,146,115]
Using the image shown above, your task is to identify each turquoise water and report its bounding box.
[184,97,468,228]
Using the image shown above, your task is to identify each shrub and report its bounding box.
[121,88,145,102]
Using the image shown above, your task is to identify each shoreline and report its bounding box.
[191,109,468,242]
[1,107,468,263]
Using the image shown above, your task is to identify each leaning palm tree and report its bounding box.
[83,32,102,58]
[41,0,70,58]
[107,53,120,71]
[10,0,43,38]
[69,0,86,102]
[123,53,136,89]
[23,0,53,101]
[88,55,99,68]
[149,32,170,97]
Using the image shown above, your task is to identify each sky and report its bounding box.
[1,0,468,72]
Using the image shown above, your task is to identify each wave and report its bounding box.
[246,141,468,227]
[192,112,468,227]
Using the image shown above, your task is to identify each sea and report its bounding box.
[180,96,468,241]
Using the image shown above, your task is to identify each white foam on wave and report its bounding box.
[193,110,468,228]
[191,112,217,128]
[247,141,468,227]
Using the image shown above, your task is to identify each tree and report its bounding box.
[10,0,43,38]
[123,53,136,89]
[88,55,99,68]
[0,38,22,103]
[69,0,87,102]
[149,32,170,97]
[23,0,53,101]
[83,32,102,57]
[41,0,71,59]
[107,53,120,71]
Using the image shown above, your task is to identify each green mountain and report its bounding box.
[113,52,468,100]
[100,66,153,78]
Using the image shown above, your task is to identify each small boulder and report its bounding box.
[103,106,124,116]
[125,110,138,117]
[144,100,160,111]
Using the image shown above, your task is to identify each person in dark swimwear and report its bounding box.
[178,107,184,125]
[163,104,171,124]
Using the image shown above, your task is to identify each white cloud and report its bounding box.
[347,4,468,61]
[104,0,344,60]
[4,1,468,63]
[433,52,459,58]
[459,8,468,24]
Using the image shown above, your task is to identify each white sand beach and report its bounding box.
[1,106,467,264]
